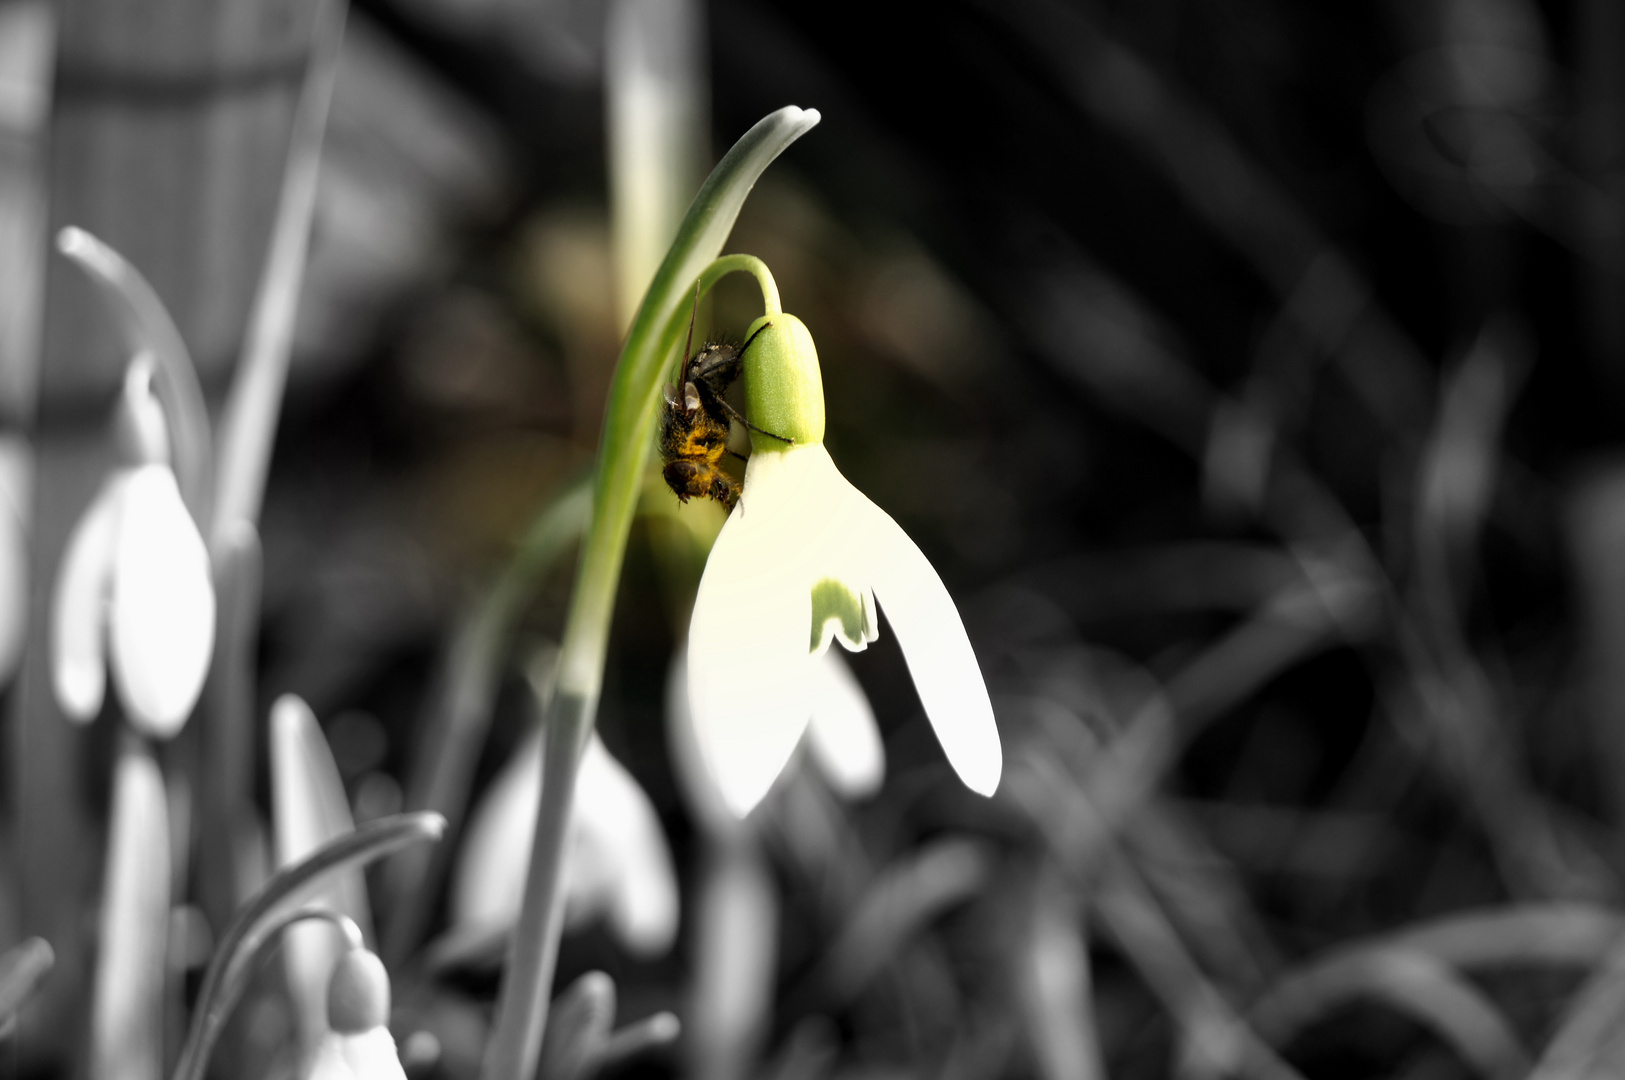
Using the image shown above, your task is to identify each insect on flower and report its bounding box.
[659,287,792,509]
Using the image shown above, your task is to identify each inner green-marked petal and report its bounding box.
[810,577,868,652]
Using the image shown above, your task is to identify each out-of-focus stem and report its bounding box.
[211,0,346,547]
[606,0,708,330]
[480,106,819,1080]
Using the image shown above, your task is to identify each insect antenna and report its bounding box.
[681,279,700,372]
[737,320,771,359]
[712,395,794,443]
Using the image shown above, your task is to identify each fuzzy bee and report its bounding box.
[659,299,790,509]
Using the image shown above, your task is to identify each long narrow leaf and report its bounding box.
[211,0,346,545]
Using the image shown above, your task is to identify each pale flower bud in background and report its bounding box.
[50,361,214,738]
[453,729,678,957]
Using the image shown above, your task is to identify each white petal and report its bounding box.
[109,465,215,738]
[51,475,122,722]
[870,511,1001,796]
[687,447,829,816]
[338,1028,407,1080]
[307,1034,360,1080]
[576,733,679,956]
[665,645,740,835]
[804,649,884,798]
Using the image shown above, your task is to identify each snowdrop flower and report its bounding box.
[51,360,214,738]
[454,726,678,957]
[307,947,406,1080]
[685,305,1001,817]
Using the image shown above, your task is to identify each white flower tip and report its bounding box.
[955,736,1002,797]
[716,773,774,819]
[869,514,1003,800]
[928,694,1003,798]
[55,657,105,722]
[687,686,806,819]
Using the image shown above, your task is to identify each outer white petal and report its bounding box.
[665,645,739,835]
[307,1033,359,1080]
[338,1028,407,1080]
[576,733,679,956]
[109,464,215,738]
[869,508,1002,796]
[804,649,885,799]
[51,475,123,721]
[687,447,832,816]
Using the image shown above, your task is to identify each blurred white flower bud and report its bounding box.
[50,362,214,737]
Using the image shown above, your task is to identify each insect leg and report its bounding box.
[713,396,794,443]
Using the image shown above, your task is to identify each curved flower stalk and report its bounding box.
[51,360,215,737]
[454,653,678,957]
[686,263,1001,817]
[55,226,213,518]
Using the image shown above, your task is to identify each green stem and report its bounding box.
[702,253,782,317]
[480,106,819,1080]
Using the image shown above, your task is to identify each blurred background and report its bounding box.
[8,0,1625,1078]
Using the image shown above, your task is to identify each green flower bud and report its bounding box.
[327,947,391,1035]
[741,312,825,450]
